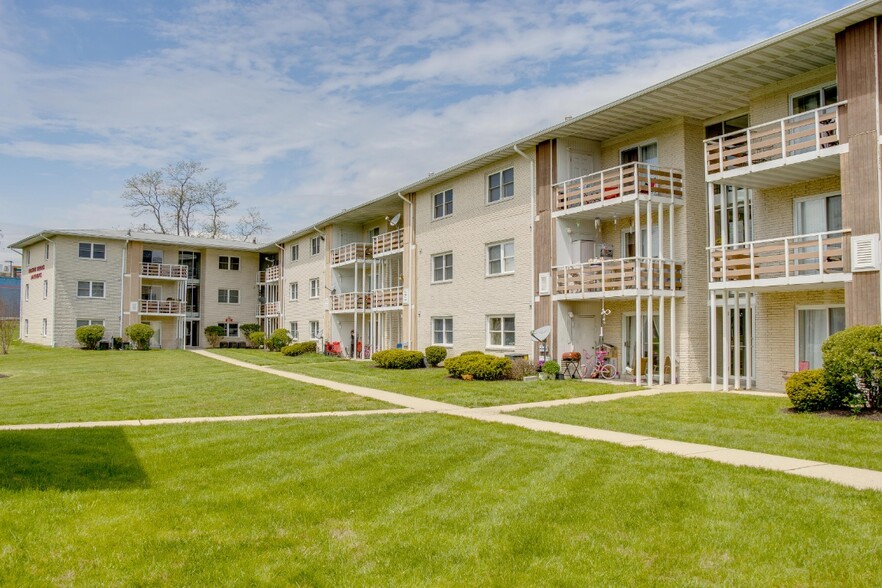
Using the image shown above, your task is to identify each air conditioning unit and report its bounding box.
[851,234,880,272]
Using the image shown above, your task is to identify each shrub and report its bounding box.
[249,331,266,349]
[460,351,485,356]
[372,349,425,369]
[425,346,447,367]
[266,328,292,352]
[509,358,538,380]
[204,325,225,348]
[126,323,155,351]
[281,341,317,356]
[111,337,123,350]
[75,325,105,350]
[822,325,882,409]
[786,369,836,412]
[542,360,560,378]
[240,323,262,339]
[446,354,512,381]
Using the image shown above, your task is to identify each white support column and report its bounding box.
[646,199,653,290]
[648,294,654,385]
[658,203,665,290]
[745,294,753,390]
[658,296,665,385]
[722,291,730,392]
[734,291,741,390]
[636,295,643,386]
[634,199,642,287]
[670,295,676,384]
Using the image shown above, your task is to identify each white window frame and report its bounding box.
[431,252,453,283]
[789,83,838,115]
[24,283,29,302]
[78,242,106,260]
[795,305,845,371]
[310,320,321,339]
[619,140,659,165]
[291,243,300,262]
[218,288,240,304]
[26,249,31,265]
[432,317,453,347]
[77,281,105,298]
[217,322,239,337]
[433,189,454,220]
[76,319,105,328]
[23,319,28,335]
[42,318,47,337]
[218,256,240,271]
[486,315,515,349]
[311,237,322,256]
[42,280,48,299]
[290,282,299,301]
[289,321,299,340]
[793,192,842,235]
[309,278,320,299]
[487,167,515,204]
[486,240,515,276]
[44,243,50,260]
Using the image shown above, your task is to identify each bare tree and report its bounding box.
[0,299,17,354]
[236,207,271,242]
[122,170,167,233]
[201,179,238,238]
[164,160,207,236]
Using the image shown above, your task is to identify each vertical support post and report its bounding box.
[634,199,641,288]
[670,294,676,384]
[658,296,665,385]
[710,291,717,391]
[722,291,730,392]
[658,202,665,290]
[646,199,653,291]
[734,290,741,390]
[745,294,752,390]
[636,296,643,386]
[648,294,654,384]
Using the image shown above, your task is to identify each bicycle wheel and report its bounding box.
[599,363,616,380]
[578,362,591,379]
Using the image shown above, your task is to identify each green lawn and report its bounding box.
[0,344,391,424]
[212,348,639,407]
[516,392,882,471]
[2,414,882,585]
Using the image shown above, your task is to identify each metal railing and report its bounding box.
[553,257,683,296]
[140,262,188,279]
[330,291,372,311]
[704,102,845,176]
[139,299,185,315]
[371,286,404,309]
[373,229,404,256]
[257,265,281,283]
[709,230,850,284]
[553,162,684,212]
[330,242,372,265]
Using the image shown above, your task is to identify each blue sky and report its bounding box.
[0,0,856,260]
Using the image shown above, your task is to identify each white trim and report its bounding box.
[792,191,842,234]
[431,252,453,284]
[486,314,516,349]
[486,166,515,205]
[486,240,515,277]
[619,139,659,165]
[794,304,845,371]
[431,316,454,346]
[788,81,838,115]
[431,188,454,220]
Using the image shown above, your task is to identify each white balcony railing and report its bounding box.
[330,291,372,311]
[258,301,281,316]
[554,163,684,213]
[140,262,188,279]
[371,286,404,309]
[257,265,281,283]
[330,242,372,266]
[709,230,850,287]
[373,228,404,257]
[139,299,185,315]
[553,257,683,297]
[704,102,845,178]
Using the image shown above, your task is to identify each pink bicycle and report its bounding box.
[579,345,618,380]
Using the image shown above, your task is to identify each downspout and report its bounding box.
[398,192,415,348]
[513,144,537,353]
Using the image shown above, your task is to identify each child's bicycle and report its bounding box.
[579,345,618,380]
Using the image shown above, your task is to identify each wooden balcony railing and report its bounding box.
[704,102,845,177]
[709,230,850,285]
[554,163,684,212]
[257,265,281,283]
[330,292,372,311]
[373,229,404,257]
[372,286,404,309]
[139,299,185,315]
[330,242,372,265]
[140,262,188,279]
[258,301,281,316]
[553,257,683,296]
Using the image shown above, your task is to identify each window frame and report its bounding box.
[310,320,321,339]
[432,317,454,347]
[290,281,299,301]
[78,242,106,260]
[619,140,659,165]
[432,189,454,220]
[77,280,105,298]
[24,283,29,302]
[289,321,299,340]
[793,192,842,235]
[431,252,453,283]
[42,279,48,299]
[487,167,515,204]
[218,255,240,271]
[790,83,838,115]
[217,288,240,304]
[76,319,105,328]
[217,322,239,337]
[486,240,515,276]
[42,318,47,337]
[290,243,300,262]
[309,278,320,299]
[311,237,322,256]
[795,305,845,370]
[486,315,516,349]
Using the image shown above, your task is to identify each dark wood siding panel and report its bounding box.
[533,139,554,359]
[847,274,881,326]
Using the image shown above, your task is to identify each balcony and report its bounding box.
[373,229,404,257]
[330,242,372,266]
[704,103,846,189]
[709,230,851,291]
[553,163,684,218]
[372,286,405,309]
[257,265,281,283]
[140,262,188,280]
[330,292,372,312]
[552,257,683,300]
[139,299,185,315]
[258,301,280,316]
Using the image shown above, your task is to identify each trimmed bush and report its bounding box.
[266,328,292,352]
[240,323,262,339]
[75,325,105,350]
[542,360,560,378]
[281,341,317,356]
[425,346,447,367]
[446,354,512,381]
[460,351,485,357]
[372,349,425,369]
[822,325,882,409]
[509,358,538,380]
[786,369,836,412]
[204,325,225,349]
[126,323,155,351]
[249,331,266,349]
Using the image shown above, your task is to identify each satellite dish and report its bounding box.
[531,325,551,342]
[258,296,266,303]
[389,213,401,227]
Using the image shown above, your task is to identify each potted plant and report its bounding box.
[542,360,560,381]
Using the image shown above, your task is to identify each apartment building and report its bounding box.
[13,1,882,391]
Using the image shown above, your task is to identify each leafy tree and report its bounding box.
[0,299,17,354]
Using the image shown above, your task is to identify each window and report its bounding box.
[433,189,454,219]
[217,322,239,337]
[42,280,48,299]
[291,243,299,261]
[792,84,838,114]
[623,227,660,258]
[795,194,841,235]
[487,241,514,275]
[76,319,105,328]
[487,315,515,348]
[432,253,453,283]
[488,168,514,203]
[310,320,321,339]
[797,307,845,370]
[44,243,50,260]
[705,114,750,139]
[24,283,29,301]
[290,282,299,301]
[311,236,322,256]
[218,256,240,270]
[77,281,105,298]
[290,322,299,340]
[42,318,47,336]
[143,250,164,264]
[78,242,106,260]
[433,317,453,346]
[218,289,239,304]
[23,319,28,335]
[26,249,31,265]
[620,142,658,165]
[310,278,320,298]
